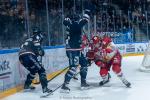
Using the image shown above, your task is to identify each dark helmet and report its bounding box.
[32,27,46,42]
[70,13,80,22]
[32,27,41,35]
[84,9,90,15]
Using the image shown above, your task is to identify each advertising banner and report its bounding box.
[116,42,148,55]
[0,47,69,92]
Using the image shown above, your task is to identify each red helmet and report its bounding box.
[102,37,112,46]
[92,36,100,44]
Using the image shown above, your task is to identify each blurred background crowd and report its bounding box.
[0,0,150,48]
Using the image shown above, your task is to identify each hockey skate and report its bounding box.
[60,83,70,93]
[81,82,90,90]
[99,74,110,86]
[99,79,110,86]
[24,84,36,92]
[24,85,35,90]
[120,77,131,88]
[118,74,131,88]
[43,87,52,94]
[80,79,90,90]
[122,79,131,88]
[40,88,53,98]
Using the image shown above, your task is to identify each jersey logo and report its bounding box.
[74,56,79,65]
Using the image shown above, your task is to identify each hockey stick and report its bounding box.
[40,66,87,98]
[48,67,69,82]
[34,66,69,84]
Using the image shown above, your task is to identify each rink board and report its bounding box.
[0,46,69,99]
[0,42,148,99]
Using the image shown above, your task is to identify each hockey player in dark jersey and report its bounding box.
[61,13,90,92]
[19,27,52,94]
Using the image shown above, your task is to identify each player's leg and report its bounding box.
[19,54,36,90]
[95,60,110,86]
[24,72,36,90]
[112,64,131,87]
[29,55,52,93]
[37,67,52,93]
[79,53,89,89]
[112,56,131,87]
[61,51,79,92]
[99,68,110,86]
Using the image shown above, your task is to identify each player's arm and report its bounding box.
[33,40,45,56]
[37,46,45,56]
[102,43,118,61]
[79,14,90,27]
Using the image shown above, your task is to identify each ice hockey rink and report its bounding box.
[3,55,150,100]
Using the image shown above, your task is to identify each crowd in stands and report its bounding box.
[0,0,150,48]
[0,0,25,48]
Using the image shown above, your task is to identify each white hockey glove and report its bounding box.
[83,14,90,20]
[65,17,71,22]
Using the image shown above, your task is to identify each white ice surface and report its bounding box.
[3,56,150,100]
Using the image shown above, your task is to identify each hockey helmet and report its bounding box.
[84,9,90,16]
[92,36,100,44]
[32,27,41,35]
[70,13,80,22]
[102,37,112,46]
[32,27,46,42]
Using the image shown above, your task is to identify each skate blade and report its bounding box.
[60,89,70,93]
[80,86,90,90]
[40,92,53,98]
[23,88,35,92]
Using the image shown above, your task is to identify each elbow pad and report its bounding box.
[38,49,45,56]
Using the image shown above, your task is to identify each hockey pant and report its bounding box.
[95,56,122,79]
[65,51,88,84]
[19,54,48,90]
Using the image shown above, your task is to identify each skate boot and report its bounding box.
[41,87,53,97]
[43,87,52,94]
[23,84,36,92]
[99,79,109,86]
[81,82,90,90]
[81,79,90,89]
[24,85,35,90]
[24,74,36,90]
[60,83,70,93]
[99,74,110,86]
[118,74,131,88]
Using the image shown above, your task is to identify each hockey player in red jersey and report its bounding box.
[98,36,131,87]
[87,35,103,62]
[87,35,131,87]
